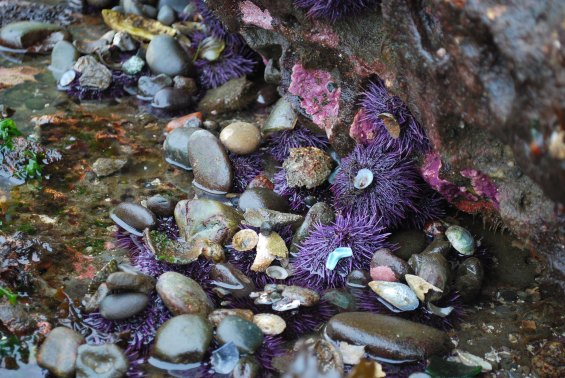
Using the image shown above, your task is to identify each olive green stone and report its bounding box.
[216,316,264,354]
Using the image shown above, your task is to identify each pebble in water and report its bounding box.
[99,293,149,320]
[109,202,157,236]
[211,342,240,375]
[220,121,262,155]
[253,313,286,335]
[37,327,85,378]
[368,281,419,312]
[156,271,213,316]
[216,316,264,354]
[75,344,129,378]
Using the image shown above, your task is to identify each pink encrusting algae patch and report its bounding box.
[421,152,477,203]
[349,108,378,144]
[288,63,341,134]
[460,168,500,209]
[240,1,273,30]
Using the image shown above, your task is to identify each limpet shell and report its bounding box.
[377,112,401,139]
[445,225,475,255]
[266,266,289,280]
[231,229,259,252]
[253,313,286,335]
[405,274,443,302]
[353,169,373,190]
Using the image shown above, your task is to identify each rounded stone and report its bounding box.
[105,272,155,294]
[109,202,157,236]
[370,248,411,282]
[158,0,190,12]
[37,327,85,378]
[152,87,192,111]
[163,127,199,171]
[152,314,213,364]
[282,147,333,189]
[389,230,428,261]
[210,263,256,298]
[99,293,149,320]
[219,122,262,155]
[157,5,176,25]
[137,74,172,98]
[187,129,233,194]
[281,285,320,306]
[75,344,129,378]
[325,312,451,361]
[146,195,176,217]
[146,35,193,77]
[290,202,334,253]
[49,40,79,80]
[156,271,213,316]
[216,316,264,354]
[238,188,289,213]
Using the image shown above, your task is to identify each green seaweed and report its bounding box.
[0,286,18,305]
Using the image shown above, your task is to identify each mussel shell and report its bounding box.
[265,266,289,280]
[445,225,475,255]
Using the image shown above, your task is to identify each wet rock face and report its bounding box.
[325,312,451,361]
[156,271,213,316]
[205,0,565,287]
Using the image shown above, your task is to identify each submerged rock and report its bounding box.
[197,77,255,114]
[152,314,213,364]
[146,195,176,217]
[99,293,149,320]
[138,74,172,98]
[290,202,334,253]
[239,188,289,213]
[49,40,79,80]
[156,271,213,316]
[216,315,264,354]
[187,129,233,194]
[370,248,411,282]
[75,344,129,378]
[325,312,451,361]
[152,87,192,111]
[110,202,157,236]
[37,327,85,378]
[210,263,256,298]
[163,126,199,171]
[105,271,155,294]
[92,158,127,177]
[146,35,193,77]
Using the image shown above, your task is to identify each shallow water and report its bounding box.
[0,3,564,377]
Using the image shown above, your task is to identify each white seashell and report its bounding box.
[231,229,259,252]
[454,349,493,372]
[253,313,287,335]
[353,169,373,190]
[272,297,300,311]
[405,274,443,302]
[266,266,289,280]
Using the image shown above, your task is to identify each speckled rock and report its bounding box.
[109,202,157,236]
[152,314,213,363]
[283,147,332,189]
[92,158,127,177]
[156,271,213,316]
[187,129,233,194]
[370,248,411,282]
[37,327,85,378]
[325,312,451,361]
[220,121,262,155]
[106,272,155,294]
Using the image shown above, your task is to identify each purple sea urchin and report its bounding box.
[360,79,429,155]
[406,182,447,230]
[266,124,329,162]
[294,0,379,22]
[228,151,263,193]
[331,142,421,228]
[291,212,391,290]
[195,0,228,39]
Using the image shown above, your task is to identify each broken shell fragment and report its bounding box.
[377,112,401,139]
[405,274,443,302]
[272,297,301,312]
[338,341,366,365]
[253,313,286,335]
[368,281,419,312]
[250,236,277,272]
[231,229,259,252]
[326,247,353,270]
[258,232,288,258]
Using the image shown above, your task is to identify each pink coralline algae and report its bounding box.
[288,64,341,134]
[460,168,500,209]
[421,152,477,204]
[349,108,378,145]
[240,1,273,30]
[422,152,500,211]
